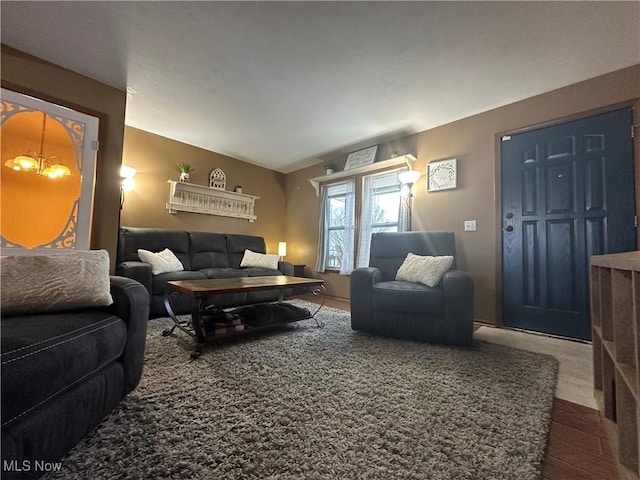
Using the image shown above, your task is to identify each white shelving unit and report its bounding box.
[308,154,417,196]
[166,180,259,222]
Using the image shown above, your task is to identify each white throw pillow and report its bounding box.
[137,248,184,275]
[1,250,113,316]
[240,249,280,270]
[395,253,454,287]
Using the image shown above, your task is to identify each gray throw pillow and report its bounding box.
[1,250,113,316]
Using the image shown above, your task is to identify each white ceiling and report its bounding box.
[2,2,639,173]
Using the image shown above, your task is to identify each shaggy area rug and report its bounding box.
[47,301,558,480]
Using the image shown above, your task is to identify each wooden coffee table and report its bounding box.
[163,276,325,358]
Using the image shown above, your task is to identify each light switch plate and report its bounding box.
[464,220,477,232]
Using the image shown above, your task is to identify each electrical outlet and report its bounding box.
[464,220,477,232]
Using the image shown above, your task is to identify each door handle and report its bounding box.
[504,212,514,232]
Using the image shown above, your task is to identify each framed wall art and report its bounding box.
[427,158,457,191]
[344,145,378,171]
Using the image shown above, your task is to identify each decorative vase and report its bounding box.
[180,172,190,182]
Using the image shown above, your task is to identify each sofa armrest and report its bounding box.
[350,267,382,330]
[442,270,474,345]
[116,261,153,295]
[278,261,294,276]
[106,276,150,394]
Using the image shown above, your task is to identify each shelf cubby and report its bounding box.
[613,269,635,367]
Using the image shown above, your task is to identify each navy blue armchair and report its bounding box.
[350,231,474,346]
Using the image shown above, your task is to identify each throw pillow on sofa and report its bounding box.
[0,249,113,316]
[137,248,184,275]
[240,249,279,270]
[395,253,454,287]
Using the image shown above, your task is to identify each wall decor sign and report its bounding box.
[209,168,226,190]
[427,158,457,191]
[344,145,378,171]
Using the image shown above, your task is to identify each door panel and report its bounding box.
[502,108,635,340]
[546,219,575,311]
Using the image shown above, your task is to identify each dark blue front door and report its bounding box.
[501,108,636,340]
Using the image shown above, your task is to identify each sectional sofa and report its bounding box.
[1,251,149,480]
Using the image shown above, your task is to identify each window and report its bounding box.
[326,182,350,269]
[315,169,408,274]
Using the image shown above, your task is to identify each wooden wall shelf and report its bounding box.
[308,154,416,196]
[166,180,259,222]
[591,251,640,480]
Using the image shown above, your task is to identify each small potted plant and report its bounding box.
[234,185,243,193]
[177,163,194,182]
[324,161,337,175]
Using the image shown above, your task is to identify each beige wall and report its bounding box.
[1,47,287,266]
[3,44,637,316]
[120,127,287,254]
[1,45,127,269]
[285,65,640,324]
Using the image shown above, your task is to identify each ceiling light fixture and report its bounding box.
[4,112,71,179]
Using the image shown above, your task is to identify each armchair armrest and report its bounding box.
[350,267,382,330]
[106,276,150,394]
[116,261,153,295]
[442,270,474,345]
[278,261,294,276]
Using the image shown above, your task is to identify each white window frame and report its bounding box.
[318,167,407,274]
[325,182,350,270]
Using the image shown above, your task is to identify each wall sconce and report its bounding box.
[120,165,137,208]
[278,241,287,261]
[398,170,421,197]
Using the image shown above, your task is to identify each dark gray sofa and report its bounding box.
[116,227,294,318]
[1,276,149,480]
[350,231,474,346]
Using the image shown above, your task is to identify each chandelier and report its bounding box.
[4,112,71,178]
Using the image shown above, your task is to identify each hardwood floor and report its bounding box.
[543,399,618,480]
[293,293,620,480]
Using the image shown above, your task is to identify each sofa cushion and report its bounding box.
[369,231,457,281]
[118,228,192,270]
[372,281,445,314]
[1,312,127,428]
[189,232,230,269]
[242,267,283,277]
[200,268,248,279]
[1,250,113,316]
[138,248,184,275]
[151,270,207,295]
[225,234,267,268]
